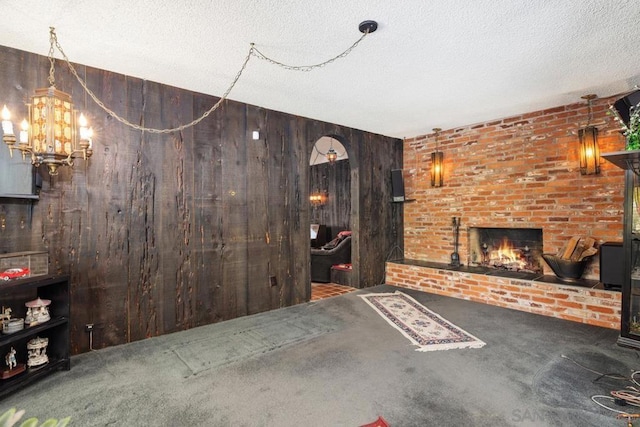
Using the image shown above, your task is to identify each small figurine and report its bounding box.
[1,347,25,379]
[24,298,51,326]
[0,306,24,334]
[0,307,11,323]
[5,347,16,370]
[27,336,49,368]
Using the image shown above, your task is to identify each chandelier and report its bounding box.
[0,21,378,176]
[1,28,93,176]
[326,147,338,164]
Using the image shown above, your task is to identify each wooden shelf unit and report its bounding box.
[0,275,70,399]
[603,150,640,348]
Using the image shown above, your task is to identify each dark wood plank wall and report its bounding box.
[0,45,402,353]
[309,159,351,234]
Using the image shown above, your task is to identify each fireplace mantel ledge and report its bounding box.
[385,258,619,329]
[393,258,602,289]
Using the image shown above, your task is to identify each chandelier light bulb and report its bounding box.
[19,119,29,143]
[78,113,90,140]
[1,105,13,135]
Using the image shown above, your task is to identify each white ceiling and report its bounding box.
[1,0,639,139]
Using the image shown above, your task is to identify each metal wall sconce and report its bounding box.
[578,94,600,175]
[431,128,444,187]
[309,191,328,206]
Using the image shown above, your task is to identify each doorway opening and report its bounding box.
[309,136,354,300]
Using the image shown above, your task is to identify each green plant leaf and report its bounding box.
[0,408,25,427]
[0,409,70,427]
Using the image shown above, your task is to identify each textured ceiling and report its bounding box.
[1,0,639,139]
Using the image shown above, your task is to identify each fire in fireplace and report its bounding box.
[468,227,543,274]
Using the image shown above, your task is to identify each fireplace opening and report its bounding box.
[468,227,543,274]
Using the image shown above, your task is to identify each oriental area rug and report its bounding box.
[360,291,486,352]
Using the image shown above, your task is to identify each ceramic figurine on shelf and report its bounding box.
[0,306,11,323]
[1,347,25,379]
[5,348,16,370]
[0,306,24,334]
[27,336,49,368]
[24,298,51,326]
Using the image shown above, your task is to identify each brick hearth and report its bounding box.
[385,260,620,329]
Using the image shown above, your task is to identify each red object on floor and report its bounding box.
[332,263,352,271]
[360,416,389,427]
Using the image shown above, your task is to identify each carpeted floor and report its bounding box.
[1,284,638,426]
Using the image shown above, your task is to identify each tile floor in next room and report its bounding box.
[310,282,356,301]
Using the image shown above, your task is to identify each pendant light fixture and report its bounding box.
[2,28,93,176]
[326,147,338,164]
[431,128,444,187]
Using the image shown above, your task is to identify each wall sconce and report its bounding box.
[578,94,600,175]
[1,28,93,176]
[431,128,444,187]
[310,191,328,206]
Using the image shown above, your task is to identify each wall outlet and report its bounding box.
[85,323,94,332]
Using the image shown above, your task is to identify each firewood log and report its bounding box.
[577,247,597,261]
[561,236,581,260]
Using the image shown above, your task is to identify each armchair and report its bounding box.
[311,235,352,283]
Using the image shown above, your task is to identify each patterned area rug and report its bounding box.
[360,291,486,352]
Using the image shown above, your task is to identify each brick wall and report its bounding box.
[403,95,627,280]
[386,262,621,329]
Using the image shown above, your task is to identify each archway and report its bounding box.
[309,136,355,295]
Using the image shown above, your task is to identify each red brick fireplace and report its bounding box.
[389,95,627,329]
[468,226,543,273]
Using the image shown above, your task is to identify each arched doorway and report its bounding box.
[309,136,356,299]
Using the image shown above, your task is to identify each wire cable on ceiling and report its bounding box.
[48,23,377,134]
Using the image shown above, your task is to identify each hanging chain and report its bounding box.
[47,27,57,86]
[50,28,253,134]
[250,31,369,71]
[48,27,370,134]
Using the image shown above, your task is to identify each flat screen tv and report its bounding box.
[0,145,38,198]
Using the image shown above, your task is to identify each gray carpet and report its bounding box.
[1,284,638,426]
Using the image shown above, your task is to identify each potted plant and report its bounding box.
[625,102,640,150]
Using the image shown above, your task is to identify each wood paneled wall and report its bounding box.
[0,45,402,353]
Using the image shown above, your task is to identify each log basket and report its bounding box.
[542,254,592,282]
